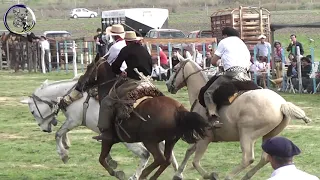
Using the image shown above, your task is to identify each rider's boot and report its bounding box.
[206,103,223,128]
[58,89,83,110]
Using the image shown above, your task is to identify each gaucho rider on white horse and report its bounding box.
[200,27,252,127]
[59,24,128,107]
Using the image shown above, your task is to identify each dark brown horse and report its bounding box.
[79,59,209,180]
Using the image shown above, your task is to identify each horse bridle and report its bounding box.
[30,94,60,121]
[169,60,211,91]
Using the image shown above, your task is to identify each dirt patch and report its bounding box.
[0,133,27,139]
[0,96,26,106]
[286,125,314,130]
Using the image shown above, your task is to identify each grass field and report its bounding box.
[0,71,320,180]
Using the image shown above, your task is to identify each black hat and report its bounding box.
[262,137,301,157]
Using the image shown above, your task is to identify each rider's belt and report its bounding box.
[225,66,248,73]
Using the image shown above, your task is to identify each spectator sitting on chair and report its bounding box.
[249,57,266,87]
[270,58,298,91]
[262,136,319,180]
[151,62,168,81]
[159,47,169,69]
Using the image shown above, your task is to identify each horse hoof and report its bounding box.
[107,159,118,169]
[210,172,219,180]
[172,174,183,180]
[128,175,138,180]
[61,155,69,164]
[115,171,125,180]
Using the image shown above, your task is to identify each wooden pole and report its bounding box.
[0,41,2,70]
[296,46,302,93]
[6,41,10,70]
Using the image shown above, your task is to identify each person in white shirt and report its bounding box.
[262,136,319,180]
[256,34,271,62]
[200,27,252,127]
[40,36,50,72]
[104,24,127,72]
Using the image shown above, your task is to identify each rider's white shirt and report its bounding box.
[106,40,127,71]
[268,165,319,180]
[214,36,251,71]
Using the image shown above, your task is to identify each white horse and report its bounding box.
[21,78,178,180]
[165,60,311,180]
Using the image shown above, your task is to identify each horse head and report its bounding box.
[166,60,206,94]
[80,58,116,96]
[20,80,77,132]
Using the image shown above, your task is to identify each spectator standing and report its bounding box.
[256,34,271,63]
[39,36,50,72]
[287,34,304,56]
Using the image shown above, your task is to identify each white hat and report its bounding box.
[258,34,267,39]
[105,24,125,38]
[124,31,143,41]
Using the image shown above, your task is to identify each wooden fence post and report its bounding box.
[41,48,46,73]
[6,41,10,70]
[72,40,77,77]
[56,41,60,72]
[0,41,2,70]
[296,46,302,93]
[64,41,68,73]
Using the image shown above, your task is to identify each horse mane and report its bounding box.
[185,60,209,82]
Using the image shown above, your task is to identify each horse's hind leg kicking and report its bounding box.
[150,138,179,180]
[139,142,166,180]
[100,139,125,180]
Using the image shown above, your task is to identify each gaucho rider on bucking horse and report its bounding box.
[200,27,252,127]
[59,24,157,141]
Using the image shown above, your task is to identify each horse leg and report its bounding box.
[62,133,71,149]
[225,133,255,180]
[55,120,74,163]
[241,151,268,180]
[173,144,196,180]
[159,140,179,171]
[150,138,179,180]
[122,142,150,180]
[100,139,125,180]
[139,142,165,180]
[193,136,216,180]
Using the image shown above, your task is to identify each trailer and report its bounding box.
[101,8,169,37]
[210,6,271,52]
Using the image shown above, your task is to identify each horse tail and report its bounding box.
[280,102,312,124]
[176,105,210,144]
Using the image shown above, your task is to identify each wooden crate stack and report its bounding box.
[210,6,271,51]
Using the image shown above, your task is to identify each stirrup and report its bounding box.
[209,115,223,128]
[92,133,111,141]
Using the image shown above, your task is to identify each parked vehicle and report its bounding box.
[70,8,98,18]
[145,29,186,52]
[186,30,213,52]
[101,8,169,37]
[43,31,74,68]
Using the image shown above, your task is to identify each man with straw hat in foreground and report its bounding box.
[59,24,127,107]
[93,31,163,141]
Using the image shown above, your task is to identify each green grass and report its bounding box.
[0,71,320,180]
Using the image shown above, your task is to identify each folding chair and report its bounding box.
[285,77,296,94]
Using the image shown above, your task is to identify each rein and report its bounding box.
[31,82,78,121]
[170,60,211,91]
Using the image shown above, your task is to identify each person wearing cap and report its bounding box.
[262,136,319,180]
[92,31,154,141]
[256,34,271,63]
[59,24,127,107]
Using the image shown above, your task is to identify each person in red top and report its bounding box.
[159,47,169,68]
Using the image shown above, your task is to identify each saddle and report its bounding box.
[112,79,164,121]
[212,80,261,110]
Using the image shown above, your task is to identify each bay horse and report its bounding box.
[165,60,311,180]
[79,59,210,180]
